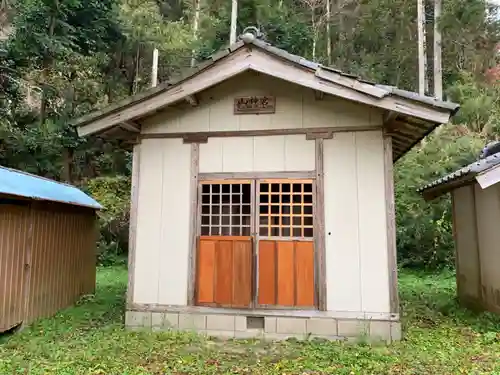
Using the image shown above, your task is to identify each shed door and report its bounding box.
[256,180,316,308]
[0,203,29,332]
[196,181,253,308]
[195,178,317,309]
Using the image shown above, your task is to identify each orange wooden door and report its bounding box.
[258,240,315,307]
[196,236,253,308]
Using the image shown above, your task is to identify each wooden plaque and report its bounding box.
[234,96,276,114]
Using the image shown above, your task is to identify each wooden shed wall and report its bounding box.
[0,201,97,332]
[452,185,481,306]
[452,183,500,313]
[472,184,500,312]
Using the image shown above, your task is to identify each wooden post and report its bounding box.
[383,134,399,315]
[315,138,327,311]
[127,144,141,306]
[151,48,159,88]
[433,0,443,100]
[187,143,200,305]
[230,0,238,44]
[417,0,427,96]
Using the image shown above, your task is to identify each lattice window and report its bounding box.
[258,180,314,238]
[200,182,252,236]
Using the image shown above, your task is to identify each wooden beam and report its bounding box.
[315,138,327,311]
[120,121,140,133]
[383,134,399,315]
[306,131,333,140]
[383,110,398,125]
[187,143,200,306]
[127,143,141,306]
[186,94,199,107]
[199,171,315,181]
[314,90,324,100]
[141,125,381,141]
[183,134,208,144]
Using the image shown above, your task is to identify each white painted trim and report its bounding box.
[476,164,500,189]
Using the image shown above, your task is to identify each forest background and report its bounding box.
[0,0,498,269]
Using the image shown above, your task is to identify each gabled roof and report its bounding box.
[0,166,102,210]
[74,29,460,161]
[418,152,500,200]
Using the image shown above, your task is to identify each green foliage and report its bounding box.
[85,175,131,266]
[395,125,485,269]
[1,0,500,271]
[1,267,500,373]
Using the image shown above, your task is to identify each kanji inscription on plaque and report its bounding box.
[233,96,276,114]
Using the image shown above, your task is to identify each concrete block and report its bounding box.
[276,317,307,335]
[164,313,179,329]
[264,317,277,333]
[206,314,235,331]
[391,322,402,341]
[151,312,164,328]
[125,311,152,329]
[370,321,391,342]
[337,319,369,338]
[235,316,247,331]
[178,313,206,330]
[306,318,337,335]
[204,330,235,339]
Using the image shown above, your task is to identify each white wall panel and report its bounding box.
[324,133,361,312]
[134,139,191,306]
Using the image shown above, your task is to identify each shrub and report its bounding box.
[85,175,130,266]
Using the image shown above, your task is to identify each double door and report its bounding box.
[195,178,316,309]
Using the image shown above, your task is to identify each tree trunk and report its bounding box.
[61,147,73,183]
[326,0,331,65]
[40,0,58,124]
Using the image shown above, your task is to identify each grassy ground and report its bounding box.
[1,267,500,374]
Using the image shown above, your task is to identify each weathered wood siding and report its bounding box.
[473,184,500,312]
[452,186,481,306]
[0,204,29,332]
[133,138,191,305]
[323,130,390,314]
[140,72,383,134]
[0,201,97,332]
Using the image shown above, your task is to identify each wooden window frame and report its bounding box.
[193,171,324,311]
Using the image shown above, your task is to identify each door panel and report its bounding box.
[196,236,252,308]
[196,239,215,304]
[257,240,276,305]
[257,240,315,307]
[295,241,315,306]
[277,241,295,306]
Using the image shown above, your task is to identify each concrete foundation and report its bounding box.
[125,309,401,343]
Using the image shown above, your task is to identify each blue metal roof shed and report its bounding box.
[0,166,102,209]
[0,166,101,333]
